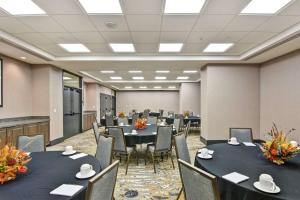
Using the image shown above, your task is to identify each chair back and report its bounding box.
[174,133,191,163]
[173,118,181,133]
[185,121,191,138]
[117,117,129,125]
[159,109,164,117]
[105,115,115,126]
[18,135,45,152]
[131,113,139,124]
[168,111,174,117]
[85,161,119,200]
[178,159,220,200]
[189,112,193,117]
[229,128,253,143]
[154,126,173,152]
[108,127,127,153]
[147,116,157,124]
[92,122,100,142]
[143,109,150,118]
[95,134,114,170]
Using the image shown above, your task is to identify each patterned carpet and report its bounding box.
[47,128,205,200]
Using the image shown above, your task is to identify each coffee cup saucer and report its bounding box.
[62,150,76,156]
[197,153,212,160]
[76,170,96,179]
[253,182,280,194]
[131,132,138,135]
[228,141,240,146]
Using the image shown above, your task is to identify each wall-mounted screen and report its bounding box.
[0,58,2,107]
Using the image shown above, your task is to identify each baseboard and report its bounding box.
[50,137,64,146]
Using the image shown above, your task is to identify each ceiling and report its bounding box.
[0,0,300,90]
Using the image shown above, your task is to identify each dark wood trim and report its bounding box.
[202,138,264,145]
[50,137,64,146]
[200,135,207,145]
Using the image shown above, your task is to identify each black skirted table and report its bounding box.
[194,143,300,200]
[165,116,200,125]
[0,151,100,200]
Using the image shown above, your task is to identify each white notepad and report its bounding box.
[50,184,83,197]
[69,153,87,160]
[243,142,256,146]
[222,172,249,184]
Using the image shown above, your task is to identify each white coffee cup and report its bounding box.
[80,164,93,176]
[132,130,137,134]
[228,137,238,144]
[65,146,73,153]
[119,122,124,126]
[290,140,298,148]
[259,174,276,191]
[200,148,209,157]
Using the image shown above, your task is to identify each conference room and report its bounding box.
[0,0,299,199]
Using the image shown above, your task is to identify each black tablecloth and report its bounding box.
[0,151,100,200]
[165,116,200,125]
[194,143,300,200]
[122,124,158,146]
[100,117,133,126]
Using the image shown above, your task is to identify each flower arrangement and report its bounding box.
[0,145,32,184]
[260,123,300,165]
[134,118,148,130]
[118,111,126,118]
[183,111,189,118]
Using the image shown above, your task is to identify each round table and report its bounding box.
[165,116,200,125]
[122,124,158,146]
[194,143,300,200]
[0,151,100,200]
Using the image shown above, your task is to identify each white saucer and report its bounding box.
[131,132,138,135]
[228,142,240,146]
[76,170,96,179]
[253,182,280,194]
[197,154,212,159]
[146,124,151,126]
[62,150,76,155]
[197,149,214,155]
[152,132,157,135]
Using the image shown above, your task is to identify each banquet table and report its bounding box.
[100,117,133,126]
[165,116,200,125]
[194,143,300,200]
[0,151,100,200]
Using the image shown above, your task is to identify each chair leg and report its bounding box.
[151,153,156,173]
[136,150,139,165]
[125,153,131,175]
[176,188,183,200]
[170,151,175,169]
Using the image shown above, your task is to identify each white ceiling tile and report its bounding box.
[43,32,78,43]
[181,43,208,54]
[13,33,53,45]
[160,32,189,42]
[213,31,249,43]
[186,31,219,43]
[0,17,33,33]
[52,15,96,32]
[72,32,105,43]
[101,31,132,43]
[84,43,111,54]
[279,0,300,16]
[90,15,129,32]
[131,32,160,43]
[123,0,162,14]
[126,15,161,31]
[239,32,275,44]
[226,43,254,54]
[256,16,300,32]
[193,15,234,31]
[161,15,197,31]
[19,16,66,32]
[135,43,158,53]
[225,15,270,32]
[34,0,83,14]
[0,10,7,16]
[204,0,250,15]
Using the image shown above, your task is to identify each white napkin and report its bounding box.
[243,142,256,146]
[69,153,87,160]
[222,172,249,184]
[50,184,83,197]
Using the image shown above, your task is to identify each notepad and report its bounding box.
[50,184,83,197]
[243,142,256,146]
[69,153,87,160]
[222,172,249,184]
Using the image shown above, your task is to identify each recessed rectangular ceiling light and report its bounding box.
[128,70,142,73]
[159,43,183,52]
[139,86,147,89]
[58,44,90,53]
[164,0,206,14]
[203,43,233,53]
[156,70,170,73]
[132,77,144,80]
[125,86,133,89]
[155,76,167,80]
[110,76,122,80]
[154,86,162,89]
[168,86,176,89]
[0,0,46,15]
[100,70,115,74]
[183,70,198,73]
[177,76,189,80]
[241,0,292,14]
[78,0,122,14]
[110,43,135,52]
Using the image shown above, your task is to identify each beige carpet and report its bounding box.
[47,129,205,200]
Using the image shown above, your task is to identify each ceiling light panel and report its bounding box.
[155,76,167,80]
[159,43,183,52]
[183,70,198,73]
[110,76,122,80]
[110,43,135,52]
[164,0,206,14]
[58,44,90,53]
[241,0,292,14]
[168,86,176,89]
[203,43,233,53]
[139,86,147,89]
[154,86,162,89]
[156,70,170,73]
[132,77,144,80]
[177,76,189,80]
[128,70,142,73]
[0,0,46,15]
[100,70,115,73]
[78,0,122,14]
[125,86,133,89]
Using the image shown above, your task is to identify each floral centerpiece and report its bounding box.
[260,123,300,165]
[0,145,32,184]
[134,118,148,130]
[183,111,189,118]
[118,111,125,118]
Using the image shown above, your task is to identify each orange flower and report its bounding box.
[271,149,277,156]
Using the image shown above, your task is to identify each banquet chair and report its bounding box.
[85,160,119,200]
[131,113,139,125]
[178,159,220,200]
[117,117,129,125]
[147,116,157,124]
[146,126,174,173]
[159,109,164,117]
[105,115,115,126]
[95,134,115,170]
[143,109,150,118]
[174,118,181,133]
[168,111,174,117]
[184,121,191,138]
[18,134,45,152]
[229,128,253,143]
[108,127,138,175]
[92,122,100,143]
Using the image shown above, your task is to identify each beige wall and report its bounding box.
[260,51,300,142]
[201,69,208,139]
[202,65,260,140]
[179,82,200,115]
[116,91,179,115]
